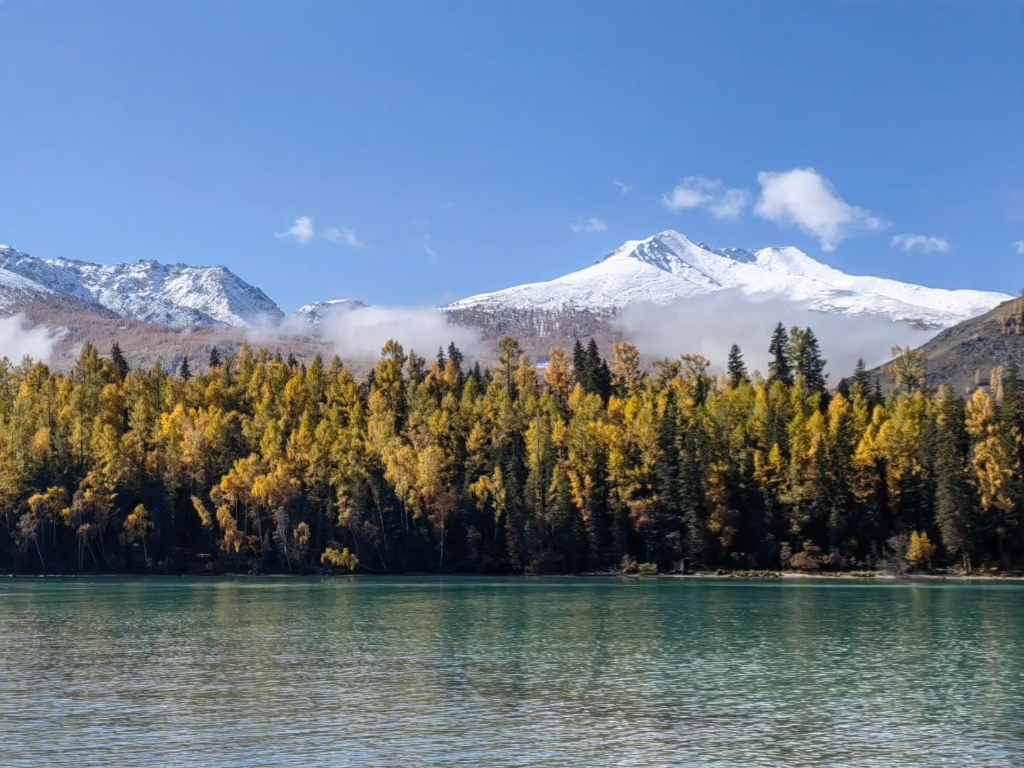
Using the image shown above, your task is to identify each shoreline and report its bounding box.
[4,570,1024,582]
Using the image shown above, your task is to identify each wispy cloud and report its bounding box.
[423,234,439,264]
[614,179,633,194]
[1015,241,1024,255]
[755,168,887,251]
[891,234,951,254]
[276,216,363,247]
[571,216,608,234]
[323,226,364,248]
[662,177,751,219]
[275,216,314,244]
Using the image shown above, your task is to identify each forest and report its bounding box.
[0,323,1022,576]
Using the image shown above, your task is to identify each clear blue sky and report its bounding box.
[1,1,1022,311]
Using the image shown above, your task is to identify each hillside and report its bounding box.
[874,296,1024,392]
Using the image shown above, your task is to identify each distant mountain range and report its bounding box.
[0,244,282,327]
[1,232,1011,345]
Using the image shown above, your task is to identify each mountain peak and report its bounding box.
[445,230,1011,329]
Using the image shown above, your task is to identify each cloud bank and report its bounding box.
[663,177,750,219]
[755,168,887,251]
[0,315,60,363]
[892,234,951,254]
[250,305,484,361]
[612,291,932,379]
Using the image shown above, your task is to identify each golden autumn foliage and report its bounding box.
[1,334,1023,575]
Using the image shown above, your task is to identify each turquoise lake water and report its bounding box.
[1,577,1022,767]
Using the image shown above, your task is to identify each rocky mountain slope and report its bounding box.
[444,230,1009,331]
[874,296,1024,393]
[0,244,283,326]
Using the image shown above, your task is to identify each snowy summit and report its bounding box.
[444,230,1009,329]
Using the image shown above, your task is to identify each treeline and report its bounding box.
[1,325,1022,575]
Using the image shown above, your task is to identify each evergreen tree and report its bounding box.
[110,343,130,382]
[572,339,589,392]
[850,358,876,404]
[767,323,793,387]
[790,328,827,393]
[585,339,611,400]
[446,342,464,371]
[934,387,975,572]
[286,352,299,369]
[726,344,748,389]
[178,356,192,382]
[435,346,447,368]
[208,347,222,369]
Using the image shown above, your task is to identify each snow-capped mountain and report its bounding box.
[0,245,283,326]
[292,299,367,328]
[444,230,1010,329]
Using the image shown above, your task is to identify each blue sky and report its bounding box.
[1,1,1022,311]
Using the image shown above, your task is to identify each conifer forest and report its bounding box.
[1,324,1022,575]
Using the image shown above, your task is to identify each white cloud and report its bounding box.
[571,216,608,234]
[0,314,60,363]
[662,177,751,219]
[275,215,314,244]
[249,305,483,361]
[612,291,932,378]
[755,168,887,251]
[614,179,633,194]
[1015,241,1024,255]
[423,235,439,264]
[891,234,951,254]
[323,226,364,248]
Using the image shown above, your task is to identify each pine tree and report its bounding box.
[208,346,222,369]
[110,343,130,382]
[572,338,590,393]
[286,352,299,369]
[791,328,827,393]
[933,387,974,572]
[446,342,464,371]
[726,344,748,389]
[767,323,793,387]
[436,345,447,368]
[585,339,611,400]
[179,356,192,382]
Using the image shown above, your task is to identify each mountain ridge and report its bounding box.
[0,244,283,327]
[443,230,1009,330]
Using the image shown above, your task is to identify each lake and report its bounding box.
[1,577,1022,767]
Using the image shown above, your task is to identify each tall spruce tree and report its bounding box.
[791,327,827,393]
[585,339,612,400]
[178,356,192,382]
[767,323,793,387]
[208,346,222,369]
[110,343,130,382]
[934,387,975,572]
[726,344,748,389]
[572,339,589,392]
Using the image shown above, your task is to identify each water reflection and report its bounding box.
[1,578,1022,767]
